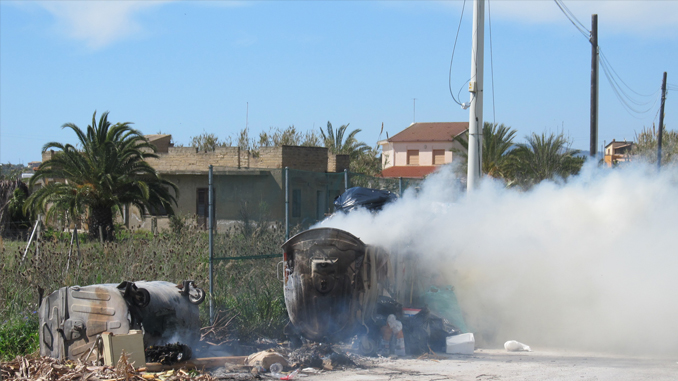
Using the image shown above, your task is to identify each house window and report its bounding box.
[433,149,446,165]
[292,189,301,218]
[407,150,419,165]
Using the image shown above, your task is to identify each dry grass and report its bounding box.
[0,220,291,360]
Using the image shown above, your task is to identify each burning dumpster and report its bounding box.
[38,280,205,360]
[282,228,367,342]
[282,227,396,353]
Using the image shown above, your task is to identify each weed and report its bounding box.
[0,315,39,361]
[1,220,293,356]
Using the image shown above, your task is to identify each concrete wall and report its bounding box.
[128,169,345,232]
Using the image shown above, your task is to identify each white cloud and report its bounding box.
[38,1,172,49]
[445,0,678,37]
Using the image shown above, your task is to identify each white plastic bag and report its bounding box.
[504,340,531,352]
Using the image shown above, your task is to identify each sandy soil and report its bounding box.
[300,349,677,381]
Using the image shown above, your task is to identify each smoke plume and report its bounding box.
[319,162,678,355]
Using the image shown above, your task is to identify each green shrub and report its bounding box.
[0,315,39,361]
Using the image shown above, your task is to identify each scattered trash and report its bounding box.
[270,362,284,377]
[244,349,289,370]
[446,333,475,354]
[301,367,322,373]
[504,340,532,352]
[0,355,219,381]
[280,368,300,380]
[288,343,355,370]
[380,314,406,356]
[145,342,192,365]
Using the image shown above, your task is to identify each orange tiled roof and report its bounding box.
[388,122,468,142]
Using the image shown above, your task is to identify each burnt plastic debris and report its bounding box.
[333,187,397,213]
[145,342,192,365]
[400,307,461,355]
[39,280,206,360]
[376,296,403,317]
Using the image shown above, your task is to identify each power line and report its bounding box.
[553,0,661,119]
[553,0,590,40]
[448,0,468,106]
[599,49,661,99]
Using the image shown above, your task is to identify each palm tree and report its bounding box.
[511,132,584,188]
[26,111,178,240]
[319,122,369,158]
[454,122,518,180]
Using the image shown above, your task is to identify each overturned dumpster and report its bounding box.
[38,280,205,360]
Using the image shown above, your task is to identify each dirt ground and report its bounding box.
[295,349,677,381]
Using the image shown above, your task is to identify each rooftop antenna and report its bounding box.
[246,102,249,131]
[413,98,416,123]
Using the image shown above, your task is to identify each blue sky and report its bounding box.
[1,0,676,164]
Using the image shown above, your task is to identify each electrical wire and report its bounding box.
[553,0,590,40]
[599,56,661,117]
[553,0,662,120]
[448,0,468,106]
[488,0,496,126]
[599,49,661,99]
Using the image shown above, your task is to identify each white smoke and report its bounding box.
[319,162,678,355]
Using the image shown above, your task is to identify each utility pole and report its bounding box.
[657,71,668,169]
[467,0,484,192]
[590,14,599,158]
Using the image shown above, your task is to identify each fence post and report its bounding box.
[285,167,289,240]
[208,165,214,325]
[344,169,349,191]
[399,177,403,196]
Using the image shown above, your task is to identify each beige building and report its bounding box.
[604,139,634,167]
[378,122,468,178]
[136,135,349,231]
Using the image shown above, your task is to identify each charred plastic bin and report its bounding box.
[39,280,205,360]
[282,228,366,342]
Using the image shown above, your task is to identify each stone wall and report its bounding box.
[281,146,329,172]
[146,145,347,174]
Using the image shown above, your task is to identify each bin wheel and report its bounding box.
[132,288,151,308]
[188,286,206,305]
[358,336,377,356]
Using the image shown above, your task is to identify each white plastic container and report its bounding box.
[446,333,475,354]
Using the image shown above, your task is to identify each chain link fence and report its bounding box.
[205,167,421,324]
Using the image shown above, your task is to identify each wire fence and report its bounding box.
[205,166,421,322]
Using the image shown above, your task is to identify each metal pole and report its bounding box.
[344,168,349,191]
[657,71,668,169]
[208,165,214,324]
[590,14,599,158]
[399,177,403,196]
[467,0,485,192]
[285,167,289,240]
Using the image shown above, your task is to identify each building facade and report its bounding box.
[378,122,468,178]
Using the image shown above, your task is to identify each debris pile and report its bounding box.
[288,343,356,370]
[145,343,192,365]
[0,354,218,381]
